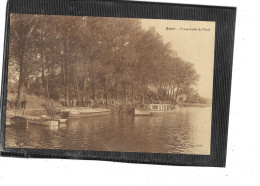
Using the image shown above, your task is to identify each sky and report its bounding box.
[141,19,216,99]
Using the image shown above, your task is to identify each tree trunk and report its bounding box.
[131,83,134,104]
[115,80,118,101]
[123,81,127,104]
[174,87,179,103]
[17,59,26,108]
[83,77,87,106]
[23,63,29,92]
[16,24,36,107]
[51,60,55,76]
[171,85,176,104]
[104,78,108,106]
[41,64,45,88]
[64,71,69,107]
[91,79,96,102]
[65,81,69,106]
[157,86,160,98]
[64,35,69,107]
[76,80,80,103]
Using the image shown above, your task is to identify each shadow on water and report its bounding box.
[5,107,212,155]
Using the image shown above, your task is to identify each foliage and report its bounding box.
[9,14,201,107]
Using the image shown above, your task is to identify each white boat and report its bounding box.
[26,115,59,125]
[135,109,151,116]
[135,104,175,116]
[150,104,175,115]
[64,107,110,118]
[27,119,59,126]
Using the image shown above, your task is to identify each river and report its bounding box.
[5,107,212,155]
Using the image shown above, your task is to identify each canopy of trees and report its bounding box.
[8,14,200,107]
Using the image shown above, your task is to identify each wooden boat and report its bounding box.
[135,109,151,116]
[26,115,59,126]
[27,119,59,126]
[64,108,110,118]
[135,104,175,116]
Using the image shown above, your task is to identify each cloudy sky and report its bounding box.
[141,19,215,99]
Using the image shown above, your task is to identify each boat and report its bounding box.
[150,104,175,115]
[27,119,59,126]
[9,116,27,129]
[63,107,110,118]
[135,104,175,116]
[26,115,60,126]
[135,109,151,116]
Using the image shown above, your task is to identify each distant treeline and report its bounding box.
[9,14,201,108]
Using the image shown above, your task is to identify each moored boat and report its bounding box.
[135,104,175,116]
[27,119,59,126]
[26,115,60,125]
[135,109,151,116]
[64,107,110,118]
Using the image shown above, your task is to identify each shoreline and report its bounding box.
[182,103,211,108]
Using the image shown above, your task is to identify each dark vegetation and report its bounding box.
[8,14,206,108]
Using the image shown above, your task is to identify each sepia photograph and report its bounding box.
[5,14,215,155]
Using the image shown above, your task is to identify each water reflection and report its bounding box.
[5,107,212,155]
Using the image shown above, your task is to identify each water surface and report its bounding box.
[5,107,212,155]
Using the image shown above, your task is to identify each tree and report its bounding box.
[8,14,201,108]
[9,14,40,107]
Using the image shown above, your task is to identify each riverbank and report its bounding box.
[182,103,211,108]
[7,93,62,109]
[6,94,63,122]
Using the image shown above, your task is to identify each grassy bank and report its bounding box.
[6,93,62,117]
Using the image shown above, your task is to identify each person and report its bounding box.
[21,98,27,109]
[20,98,27,115]
[14,99,18,109]
[9,98,14,109]
[50,99,55,119]
[73,98,77,107]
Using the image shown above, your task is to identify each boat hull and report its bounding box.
[135,103,176,116]
[150,109,175,115]
[150,110,165,115]
[67,108,110,118]
[135,109,151,116]
[27,119,59,126]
